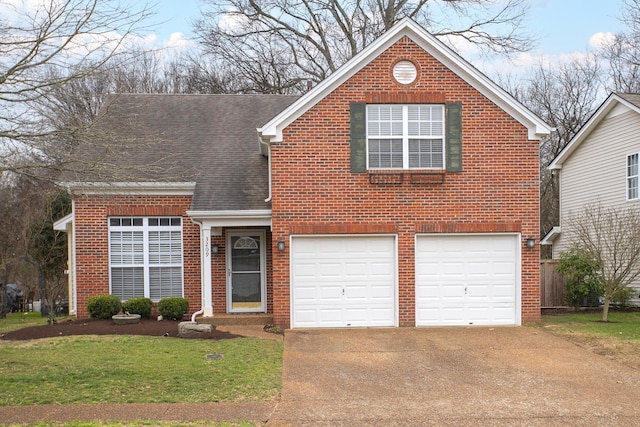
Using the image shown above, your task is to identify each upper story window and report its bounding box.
[109,217,183,301]
[366,105,444,170]
[628,153,639,200]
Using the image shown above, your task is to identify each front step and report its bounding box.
[196,313,274,326]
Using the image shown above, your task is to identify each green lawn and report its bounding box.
[0,334,282,406]
[0,312,64,334]
[540,311,640,339]
[2,422,254,427]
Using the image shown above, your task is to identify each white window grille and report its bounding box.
[628,153,639,200]
[109,217,183,301]
[367,104,444,169]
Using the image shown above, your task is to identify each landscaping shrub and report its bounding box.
[87,295,121,319]
[122,297,153,318]
[612,286,635,307]
[557,246,603,310]
[158,297,189,320]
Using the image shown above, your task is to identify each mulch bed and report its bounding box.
[1,318,240,341]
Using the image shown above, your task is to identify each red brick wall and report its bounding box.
[270,37,541,327]
[73,194,200,319]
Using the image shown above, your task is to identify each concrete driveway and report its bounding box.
[268,327,640,426]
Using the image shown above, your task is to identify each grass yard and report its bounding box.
[0,312,65,334]
[2,422,254,427]
[540,310,640,370]
[0,333,283,406]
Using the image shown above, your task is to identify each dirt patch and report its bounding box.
[0,318,240,341]
[544,329,640,371]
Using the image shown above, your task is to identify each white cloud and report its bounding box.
[164,32,190,50]
[589,32,615,50]
[218,8,249,33]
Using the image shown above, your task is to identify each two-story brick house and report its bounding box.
[56,19,551,328]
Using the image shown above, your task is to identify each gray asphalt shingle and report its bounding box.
[71,93,299,211]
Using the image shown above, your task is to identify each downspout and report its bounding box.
[189,217,205,323]
[263,141,273,203]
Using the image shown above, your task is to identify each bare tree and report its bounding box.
[28,188,71,323]
[0,175,55,317]
[194,0,532,93]
[567,204,640,322]
[602,0,640,92]
[0,0,154,179]
[503,56,603,244]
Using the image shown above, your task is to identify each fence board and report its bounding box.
[540,260,566,308]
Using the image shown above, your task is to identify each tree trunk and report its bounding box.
[601,295,611,322]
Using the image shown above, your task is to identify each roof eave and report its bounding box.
[53,213,74,231]
[59,182,197,196]
[548,93,640,170]
[187,209,272,228]
[540,226,561,245]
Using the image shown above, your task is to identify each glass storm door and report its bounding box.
[227,230,266,312]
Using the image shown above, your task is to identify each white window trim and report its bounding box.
[366,104,445,170]
[627,152,639,201]
[108,217,184,301]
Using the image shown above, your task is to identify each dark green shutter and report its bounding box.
[350,102,366,173]
[445,102,462,172]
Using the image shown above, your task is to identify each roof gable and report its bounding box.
[258,18,551,143]
[549,93,640,170]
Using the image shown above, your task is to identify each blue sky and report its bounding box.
[151,0,625,58]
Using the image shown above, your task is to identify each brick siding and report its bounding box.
[73,195,200,319]
[269,37,541,327]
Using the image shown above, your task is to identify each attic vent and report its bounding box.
[393,61,417,84]
[234,236,258,250]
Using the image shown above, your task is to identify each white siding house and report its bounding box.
[543,93,640,305]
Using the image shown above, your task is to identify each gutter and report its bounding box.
[189,216,206,323]
[258,134,273,203]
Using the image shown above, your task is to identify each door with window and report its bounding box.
[227,230,266,312]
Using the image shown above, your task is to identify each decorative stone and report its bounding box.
[112,314,141,324]
[178,321,213,337]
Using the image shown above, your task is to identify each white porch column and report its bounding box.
[201,224,214,317]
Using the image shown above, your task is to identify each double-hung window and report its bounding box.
[628,153,639,200]
[367,104,444,169]
[109,217,183,301]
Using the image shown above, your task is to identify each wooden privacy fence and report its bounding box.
[540,260,566,308]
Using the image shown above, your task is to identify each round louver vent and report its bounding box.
[393,60,417,84]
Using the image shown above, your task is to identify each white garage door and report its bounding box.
[291,235,396,328]
[416,234,519,326]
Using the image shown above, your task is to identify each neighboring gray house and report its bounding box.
[543,92,640,305]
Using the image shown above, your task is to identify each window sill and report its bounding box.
[368,169,446,185]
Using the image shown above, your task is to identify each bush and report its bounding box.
[87,294,121,319]
[122,297,153,319]
[158,297,189,320]
[557,247,603,310]
[611,286,635,307]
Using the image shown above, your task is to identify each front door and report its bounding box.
[227,230,266,313]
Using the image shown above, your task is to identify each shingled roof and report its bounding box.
[618,93,640,108]
[69,93,299,211]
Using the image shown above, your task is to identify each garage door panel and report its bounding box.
[416,235,518,326]
[292,236,396,328]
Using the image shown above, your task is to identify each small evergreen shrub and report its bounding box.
[158,297,189,320]
[557,246,603,310]
[87,294,121,319]
[122,297,153,318]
